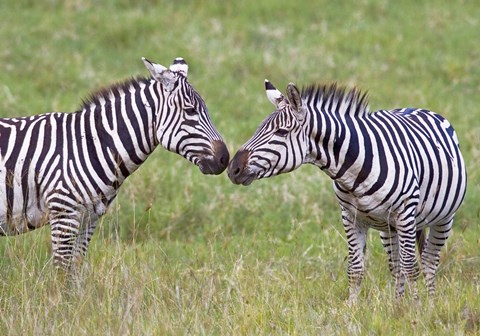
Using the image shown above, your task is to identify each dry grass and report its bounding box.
[0,0,479,334]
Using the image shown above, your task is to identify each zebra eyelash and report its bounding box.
[185,107,197,116]
[274,129,289,137]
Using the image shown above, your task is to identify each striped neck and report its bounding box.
[305,94,372,192]
[80,78,160,184]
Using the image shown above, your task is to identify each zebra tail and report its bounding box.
[416,229,426,256]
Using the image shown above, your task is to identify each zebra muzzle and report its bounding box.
[227,149,257,185]
[197,140,229,175]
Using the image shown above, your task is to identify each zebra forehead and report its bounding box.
[258,105,295,126]
[255,111,280,132]
[182,83,207,109]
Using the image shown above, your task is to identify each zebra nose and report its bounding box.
[227,149,250,180]
[220,155,229,168]
[218,148,229,167]
[214,140,230,170]
[197,141,229,175]
[228,161,241,178]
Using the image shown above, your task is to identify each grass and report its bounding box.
[0,0,479,335]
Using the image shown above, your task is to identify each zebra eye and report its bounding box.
[185,107,197,116]
[274,129,289,137]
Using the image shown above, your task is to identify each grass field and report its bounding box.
[0,0,479,335]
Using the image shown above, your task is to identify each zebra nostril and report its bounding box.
[220,154,228,166]
[213,140,230,169]
[228,149,249,178]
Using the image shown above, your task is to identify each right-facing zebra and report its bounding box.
[228,80,467,301]
[0,57,229,271]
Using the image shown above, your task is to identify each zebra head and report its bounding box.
[228,80,308,185]
[143,57,229,175]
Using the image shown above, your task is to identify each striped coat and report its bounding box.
[228,80,466,300]
[0,57,229,270]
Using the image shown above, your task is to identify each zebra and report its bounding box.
[228,79,467,301]
[0,57,229,271]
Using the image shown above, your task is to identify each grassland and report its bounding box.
[0,0,479,335]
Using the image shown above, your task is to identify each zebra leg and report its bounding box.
[48,204,82,271]
[421,218,453,296]
[395,219,420,298]
[342,209,368,303]
[73,212,99,266]
[380,230,400,279]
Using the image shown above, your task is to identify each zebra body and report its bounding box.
[228,80,466,301]
[0,57,229,270]
[328,106,463,231]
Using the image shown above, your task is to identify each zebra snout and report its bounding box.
[215,140,230,169]
[227,149,256,185]
[198,140,229,175]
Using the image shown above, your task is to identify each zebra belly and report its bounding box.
[337,197,396,231]
[0,166,48,235]
[334,186,417,231]
[336,177,462,232]
[0,204,48,236]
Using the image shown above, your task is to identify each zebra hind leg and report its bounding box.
[421,218,453,296]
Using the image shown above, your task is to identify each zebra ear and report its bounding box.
[265,79,285,107]
[169,57,188,78]
[286,83,302,110]
[142,57,177,91]
[286,83,305,122]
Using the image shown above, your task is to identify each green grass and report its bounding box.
[1,0,479,334]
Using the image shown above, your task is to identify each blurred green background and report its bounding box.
[0,1,478,335]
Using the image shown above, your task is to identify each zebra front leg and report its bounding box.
[342,210,368,303]
[380,229,400,279]
[74,212,100,266]
[396,219,421,299]
[421,218,453,296]
[49,206,82,272]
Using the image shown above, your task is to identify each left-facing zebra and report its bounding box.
[228,80,466,301]
[0,57,229,270]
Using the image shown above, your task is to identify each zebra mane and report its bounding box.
[301,83,369,117]
[80,76,150,110]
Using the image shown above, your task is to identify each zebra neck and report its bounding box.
[83,81,159,184]
[307,112,373,192]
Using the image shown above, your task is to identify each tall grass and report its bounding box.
[0,0,479,334]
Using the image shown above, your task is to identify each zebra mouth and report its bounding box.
[227,167,258,186]
[198,159,220,175]
[227,149,259,185]
[191,140,229,175]
[197,156,228,175]
[237,173,257,186]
